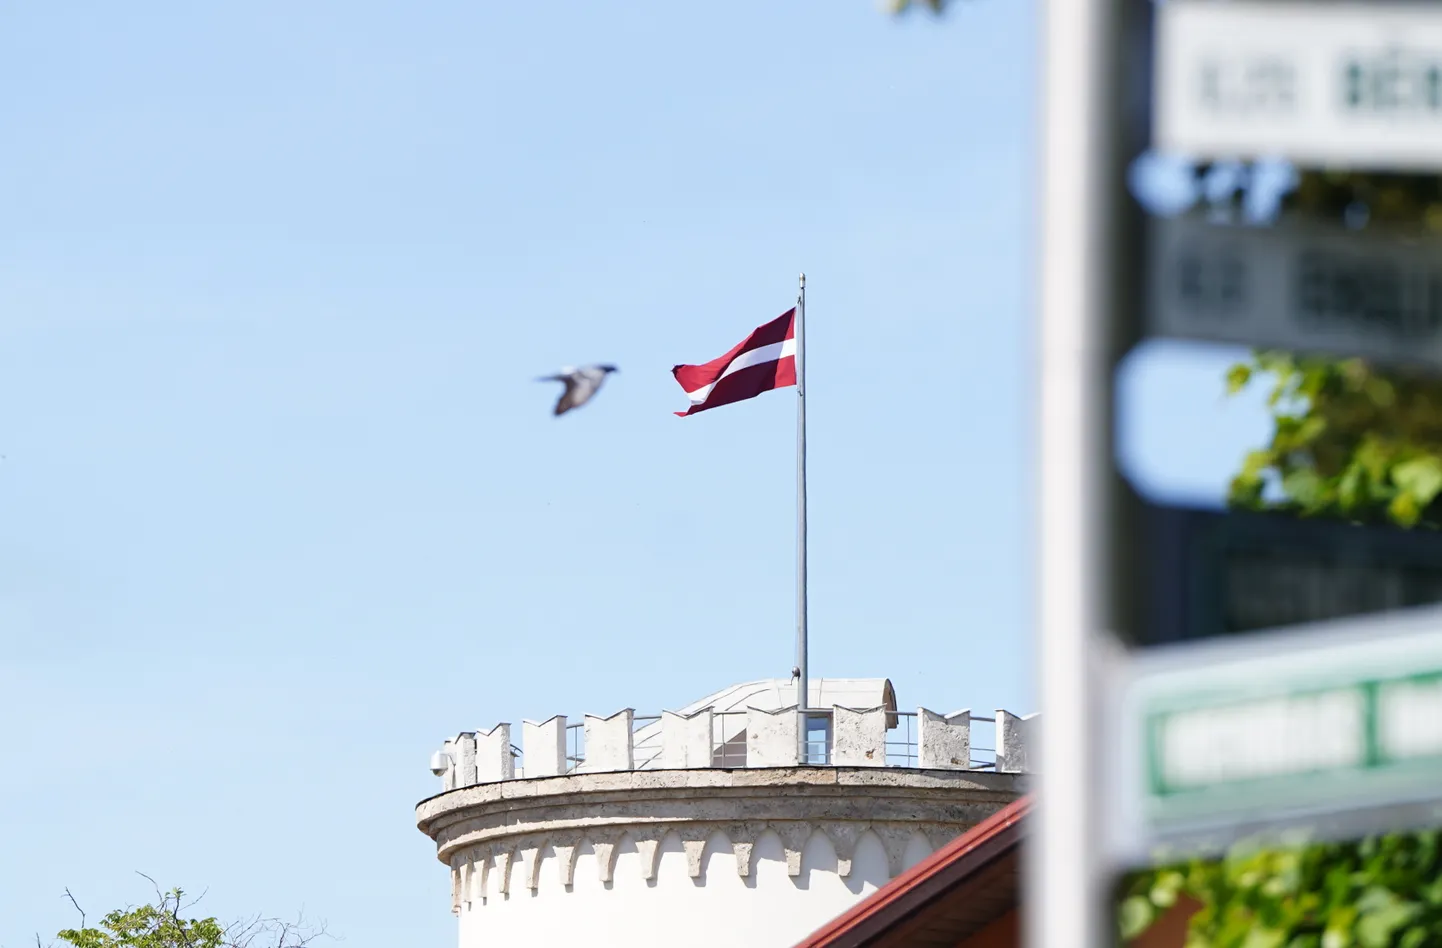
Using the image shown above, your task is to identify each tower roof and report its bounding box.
[631,677,897,770]
[676,676,897,715]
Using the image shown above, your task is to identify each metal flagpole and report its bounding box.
[795,272,809,764]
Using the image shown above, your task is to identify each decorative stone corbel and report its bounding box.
[773,821,812,877]
[552,835,581,888]
[827,822,866,878]
[635,834,662,882]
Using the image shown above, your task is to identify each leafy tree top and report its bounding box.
[34,879,326,948]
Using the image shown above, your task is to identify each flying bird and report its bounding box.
[536,364,619,416]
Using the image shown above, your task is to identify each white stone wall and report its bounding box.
[660,709,713,769]
[476,724,514,783]
[452,823,934,948]
[522,716,567,778]
[918,708,971,770]
[996,710,1039,774]
[832,706,887,767]
[747,706,800,767]
[581,709,634,773]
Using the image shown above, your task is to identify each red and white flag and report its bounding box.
[671,309,797,417]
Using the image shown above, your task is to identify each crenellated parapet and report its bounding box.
[429,702,1039,793]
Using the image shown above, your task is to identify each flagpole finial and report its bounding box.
[799,272,806,287]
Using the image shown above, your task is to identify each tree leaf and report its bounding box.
[1244,928,1289,948]
[1356,899,1420,948]
[1295,415,1329,445]
[1393,456,1442,508]
[1120,894,1156,940]
[1390,490,1422,528]
[1227,363,1254,395]
[1152,870,1186,908]
[1283,469,1326,511]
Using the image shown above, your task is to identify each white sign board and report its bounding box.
[1146,213,1442,367]
[1102,603,1442,867]
[1156,0,1442,170]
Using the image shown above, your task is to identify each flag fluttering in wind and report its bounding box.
[670,276,812,763]
[670,308,797,417]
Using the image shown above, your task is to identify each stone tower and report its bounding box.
[416,677,1037,948]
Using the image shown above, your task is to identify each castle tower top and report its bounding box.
[417,676,1038,948]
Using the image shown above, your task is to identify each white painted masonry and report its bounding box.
[418,678,1038,948]
[919,708,972,770]
[660,709,713,769]
[996,710,1040,774]
[522,717,566,778]
[748,706,802,767]
[580,709,634,773]
[832,705,888,766]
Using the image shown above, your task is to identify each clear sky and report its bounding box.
[3,1,1048,944]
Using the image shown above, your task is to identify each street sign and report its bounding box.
[1104,604,1442,865]
[1036,0,1442,945]
[1140,506,1442,645]
[1146,214,1442,368]
[1156,0,1442,170]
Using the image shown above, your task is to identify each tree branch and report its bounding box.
[136,870,164,905]
[62,889,85,930]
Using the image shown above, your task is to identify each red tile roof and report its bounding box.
[793,795,1031,948]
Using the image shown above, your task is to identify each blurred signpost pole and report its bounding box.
[1033,1,1442,947]
[1032,0,1113,943]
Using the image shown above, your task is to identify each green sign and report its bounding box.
[1146,671,1442,825]
[1119,613,1442,838]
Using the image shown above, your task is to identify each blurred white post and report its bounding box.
[1033,0,1111,944]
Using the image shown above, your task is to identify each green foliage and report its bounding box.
[1118,830,1442,947]
[56,890,225,948]
[34,881,325,948]
[1225,352,1442,529]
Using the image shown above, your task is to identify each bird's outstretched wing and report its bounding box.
[555,374,600,415]
[553,379,580,415]
[538,366,609,416]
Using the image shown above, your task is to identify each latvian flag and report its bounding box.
[671,309,797,417]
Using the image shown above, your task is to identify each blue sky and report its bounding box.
[0,1,1269,945]
[1117,340,1276,510]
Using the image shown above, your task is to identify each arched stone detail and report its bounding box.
[459,855,474,910]
[827,822,866,878]
[636,835,663,882]
[872,825,918,878]
[416,766,1027,905]
[592,831,624,884]
[551,834,581,888]
[725,822,758,878]
[679,825,716,879]
[495,847,517,897]
[771,821,813,877]
[923,823,961,854]
[522,838,550,892]
[474,846,493,903]
[431,818,1012,908]
[900,829,935,872]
